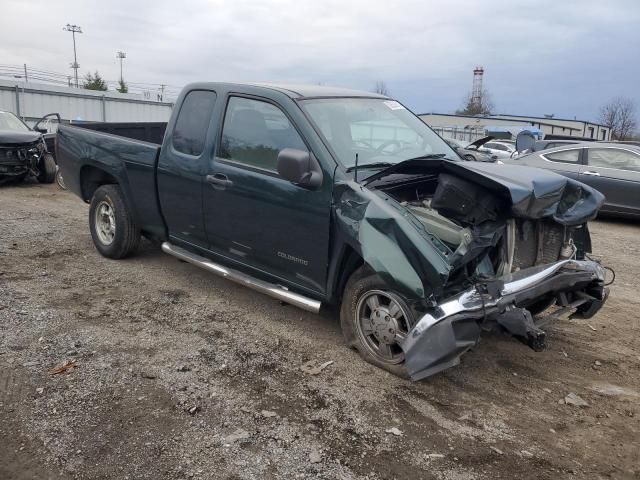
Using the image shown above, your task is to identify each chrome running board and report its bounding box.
[161,242,321,313]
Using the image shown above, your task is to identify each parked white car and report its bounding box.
[481,141,516,159]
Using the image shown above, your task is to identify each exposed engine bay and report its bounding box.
[379,173,581,281]
[373,169,605,362]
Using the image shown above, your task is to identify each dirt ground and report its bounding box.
[0,181,638,480]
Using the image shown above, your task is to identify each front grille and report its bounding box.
[0,142,40,164]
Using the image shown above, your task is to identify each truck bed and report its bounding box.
[72,121,167,145]
[56,124,166,239]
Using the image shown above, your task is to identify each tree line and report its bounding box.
[82,71,128,93]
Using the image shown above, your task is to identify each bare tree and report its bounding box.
[598,97,637,140]
[373,80,390,96]
[456,90,494,116]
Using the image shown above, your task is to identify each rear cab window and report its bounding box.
[217,96,306,174]
[172,90,217,156]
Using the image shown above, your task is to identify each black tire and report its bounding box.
[89,184,140,259]
[464,154,476,161]
[37,154,56,183]
[340,266,416,378]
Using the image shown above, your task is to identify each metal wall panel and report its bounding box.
[0,80,173,125]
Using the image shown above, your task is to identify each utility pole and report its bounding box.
[116,51,126,83]
[63,24,83,88]
[23,64,28,83]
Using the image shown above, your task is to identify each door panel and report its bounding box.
[579,148,640,215]
[157,90,217,248]
[203,95,332,295]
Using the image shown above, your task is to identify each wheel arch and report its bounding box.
[80,165,119,203]
[327,242,368,305]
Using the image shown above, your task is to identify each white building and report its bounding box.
[420,112,611,142]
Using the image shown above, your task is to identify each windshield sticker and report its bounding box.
[384,101,405,110]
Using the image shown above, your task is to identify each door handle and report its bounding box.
[582,171,600,176]
[206,173,233,189]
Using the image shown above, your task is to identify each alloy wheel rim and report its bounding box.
[355,290,412,364]
[95,201,116,245]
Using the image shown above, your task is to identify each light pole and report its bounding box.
[63,24,83,88]
[116,51,126,84]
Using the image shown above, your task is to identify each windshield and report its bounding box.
[300,98,458,169]
[0,112,30,132]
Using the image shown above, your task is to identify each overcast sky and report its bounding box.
[2,0,639,121]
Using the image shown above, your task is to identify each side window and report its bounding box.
[588,148,640,172]
[172,91,217,156]
[218,97,306,173]
[544,149,581,163]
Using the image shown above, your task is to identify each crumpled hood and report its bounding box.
[0,130,41,146]
[365,159,605,226]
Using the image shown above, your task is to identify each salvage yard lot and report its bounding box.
[1,181,639,480]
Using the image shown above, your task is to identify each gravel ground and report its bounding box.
[1,181,639,480]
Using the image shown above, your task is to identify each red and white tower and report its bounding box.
[471,66,484,109]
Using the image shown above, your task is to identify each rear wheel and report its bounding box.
[340,267,416,377]
[89,184,140,259]
[37,154,56,183]
[464,154,476,161]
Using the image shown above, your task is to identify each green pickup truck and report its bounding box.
[56,82,609,380]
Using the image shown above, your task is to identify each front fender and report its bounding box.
[333,181,451,303]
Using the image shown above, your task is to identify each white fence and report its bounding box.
[0,79,174,127]
[429,125,487,142]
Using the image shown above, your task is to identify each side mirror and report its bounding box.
[277,148,323,189]
[34,127,47,134]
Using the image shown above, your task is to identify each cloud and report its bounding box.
[1,0,639,120]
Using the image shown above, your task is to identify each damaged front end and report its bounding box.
[402,259,608,380]
[0,139,45,182]
[335,158,609,380]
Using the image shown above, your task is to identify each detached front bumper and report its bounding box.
[401,259,608,381]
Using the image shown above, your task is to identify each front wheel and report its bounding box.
[340,267,416,377]
[89,184,140,259]
[37,154,56,183]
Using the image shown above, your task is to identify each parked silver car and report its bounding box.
[481,140,516,159]
[506,143,640,218]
